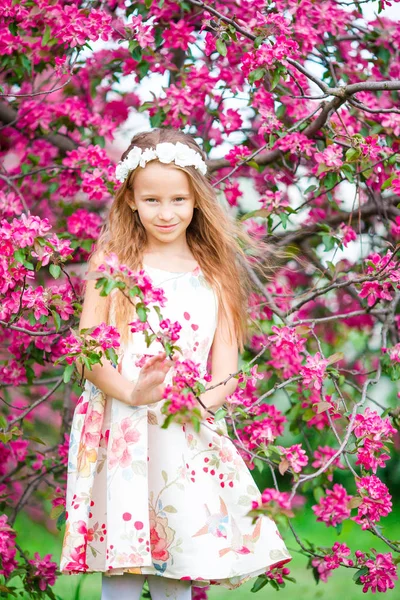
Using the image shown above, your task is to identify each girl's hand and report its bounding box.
[129,351,178,407]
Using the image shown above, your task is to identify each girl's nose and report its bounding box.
[159,208,174,221]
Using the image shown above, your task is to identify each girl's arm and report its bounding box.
[76,252,174,407]
[199,285,239,414]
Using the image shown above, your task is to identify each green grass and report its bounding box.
[13,507,400,599]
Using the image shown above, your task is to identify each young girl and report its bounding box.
[60,128,292,599]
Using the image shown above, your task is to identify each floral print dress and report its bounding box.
[60,264,292,589]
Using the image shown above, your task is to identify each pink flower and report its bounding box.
[162,20,196,51]
[253,488,294,517]
[359,552,398,593]
[0,514,17,578]
[265,565,291,584]
[338,223,357,247]
[353,475,392,529]
[224,145,252,167]
[128,15,154,49]
[359,281,393,306]
[312,484,352,527]
[220,109,243,133]
[224,180,242,207]
[91,323,121,350]
[277,443,308,474]
[356,438,391,473]
[314,145,343,169]
[312,446,345,481]
[353,407,396,441]
[311,541,353,583]
[300,352,329,391]
[28,552,57,591]
[67,209,102,239]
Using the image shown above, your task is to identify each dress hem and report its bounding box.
[60,556,292,590]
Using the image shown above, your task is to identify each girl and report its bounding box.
[60,128,292,599]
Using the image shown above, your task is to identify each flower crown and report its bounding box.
[115,141,207,183]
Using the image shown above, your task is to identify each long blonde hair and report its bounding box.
[92,128,280,352]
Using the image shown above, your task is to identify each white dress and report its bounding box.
[60,263,292,589]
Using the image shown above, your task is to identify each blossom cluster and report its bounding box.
[312,544,398,594]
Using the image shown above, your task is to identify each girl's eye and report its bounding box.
[174,197,185,202]
[145,198,157,203]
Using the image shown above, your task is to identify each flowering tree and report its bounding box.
[1,0,400,597]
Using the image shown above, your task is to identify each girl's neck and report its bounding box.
[143,249,198,272]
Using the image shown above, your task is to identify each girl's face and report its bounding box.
[132,161,196,246]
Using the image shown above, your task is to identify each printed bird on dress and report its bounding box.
[192,496,229,539]
[218,515,262,557]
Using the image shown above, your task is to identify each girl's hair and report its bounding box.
[92,127,287,351]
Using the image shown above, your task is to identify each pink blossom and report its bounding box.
[159,318,182,342]
[353,475,392,529]
[67,209,102,239]
[353,407,396,441]
[220,109,243,133]
[312,446,345,481]
[277,443,308,473]
[338,223,357,247]
[359,552,398,593]
[359,281,393,306]
[356,438,391,473]
[265,565,291,584]
[314,145,343,169]
[224,145,252,167]
[128,15,154,49]
[224,180,242,207]
[300,352,329,391]
[0,514,17,578]
[59,333,83,364]
[311,542,353,583]
[28,552,57,591]
[252,488,294,518]
[162,20,196,51]
[312,483,352,527]
[240,404,287,449]
[91,323,121,350]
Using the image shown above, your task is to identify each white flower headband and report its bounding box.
[115,141,208,183]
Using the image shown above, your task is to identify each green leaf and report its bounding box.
[345,147,361,162]
[254,35,264,49]
[304,185,317,195]
[42,24,52,46]
[51,310,61,332]
[28,435,46,445]
[216,38,227,57]
[93,135,105,148]
[63,363,75,383]
[138,102,154,113]
[136,304,148,323]
[131,45,142,61]
[49,264,61,279]
[105,347,118,366]
[353,566,369,582]
[278,212,289,229]
[14,249,25,265]
[270,68,283,91]
[381,175,395,190]
[248,67,266,85]
[150,110,164,128]
[340,164,354,183]
[214,408,227,421]
[251,575,269,593]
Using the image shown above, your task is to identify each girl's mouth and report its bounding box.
[155,224,178,230]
